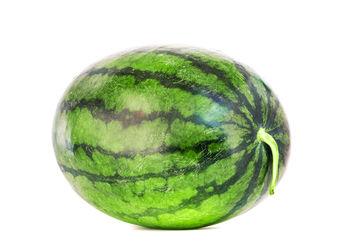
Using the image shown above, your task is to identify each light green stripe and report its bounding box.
[101,52,240,103]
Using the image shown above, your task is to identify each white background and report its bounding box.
[1,0,349,249]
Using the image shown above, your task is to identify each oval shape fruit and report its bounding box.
[53,46,290,229]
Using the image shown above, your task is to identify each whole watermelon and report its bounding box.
[53,46,290,229]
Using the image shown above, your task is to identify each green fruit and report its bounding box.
[53,46,290,229]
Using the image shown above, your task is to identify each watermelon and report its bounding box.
[53,46,290,229]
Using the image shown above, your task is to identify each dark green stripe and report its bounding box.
[259,79,272,126]
[72,134,226,160]
[275,139,289,164]
[268,124,285,135]
[255,145,272,204]
[217,145,264,222]
[251,77,273,126]
[61,138,251,182]
[265,98,280,129]
[234,63,264,126]
[61,98,250,130]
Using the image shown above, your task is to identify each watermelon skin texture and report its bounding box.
[53,46,290,229]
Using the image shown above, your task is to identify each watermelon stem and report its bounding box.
[257,128,279,195]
